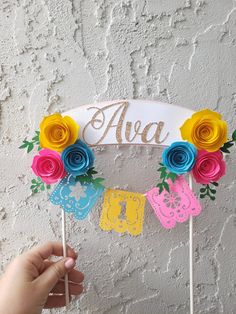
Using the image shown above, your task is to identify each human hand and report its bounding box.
[0,241,84,314]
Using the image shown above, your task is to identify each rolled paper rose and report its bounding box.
[40,113,79,152]
[31,149,66,184]
[180,109,228,152]
[61,140,94,177]
[162,142,197,175]
[192,150,226,184]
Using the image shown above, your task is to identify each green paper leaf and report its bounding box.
[200,188,206,193]
[46,185,51,189]
[32,131,40,142]
[30,177,46,194]
[232,130,236,141]
[81,176,90,182]
[19,131,40,153]
[167,172,177,183]
[19,142,29,149]
[200,194,205,199]
[93,178,105,188]
[76,176,86,184]
[93,177,104,183]
[221,148,230,154]
[94,183,104,189]
[157,166,166,172]
[211,182,219,187]
[87,167,98,175]
[162,181,170,193]
[209,195,216,201]
[76,171,105,189]
[209,189,216,194]
[224,142,234,148]
[158,184,164,194]
[27,142,34,153]
[160,171,166,180]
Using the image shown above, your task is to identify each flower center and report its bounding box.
[200,158,220,176]
[51,126,66,141]
[171,149,188,166]
[38,158,56,175]
[197,125,214,141]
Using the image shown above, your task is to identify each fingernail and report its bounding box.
[65,258,75,269]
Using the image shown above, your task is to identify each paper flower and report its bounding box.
[61,140,94,177]
[31,149,66,184]
[40,113,79,152]
[162,142,197,175]
[192,150,226,184]
[180,109,228,152]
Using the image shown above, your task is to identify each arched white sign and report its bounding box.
[65,99,195,147]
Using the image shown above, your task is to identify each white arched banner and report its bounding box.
[63,99,195,314]
[65,99,195,147]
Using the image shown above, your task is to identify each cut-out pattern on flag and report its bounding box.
[146,176,201,229]
[99,189,146,236]
[50,175,104,220]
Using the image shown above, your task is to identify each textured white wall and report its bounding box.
[0,0,236,313]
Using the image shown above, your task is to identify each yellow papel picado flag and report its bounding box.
[99,189,146,236]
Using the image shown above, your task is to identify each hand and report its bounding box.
[0,241,84,314]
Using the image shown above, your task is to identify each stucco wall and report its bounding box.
[0,0,236,313]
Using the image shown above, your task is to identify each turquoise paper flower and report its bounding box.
[162,142,197,175]
[61,140,94,176]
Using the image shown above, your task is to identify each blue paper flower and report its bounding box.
[162,142,197,175]
[61,140,94,176]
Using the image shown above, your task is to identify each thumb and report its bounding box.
[36,257,75,293]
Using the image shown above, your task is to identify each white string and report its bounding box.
[189,174,194,314]
[61,208,70,307]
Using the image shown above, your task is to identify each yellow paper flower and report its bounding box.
[180,109,228,152]
[40,113,79,152]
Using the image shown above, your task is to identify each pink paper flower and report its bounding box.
[192,150,226,184]
[31,149,66,184]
